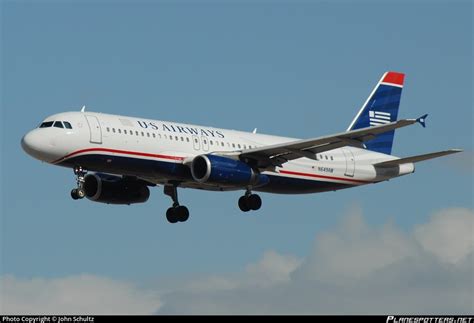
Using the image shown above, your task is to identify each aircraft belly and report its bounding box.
[58,154,357,194]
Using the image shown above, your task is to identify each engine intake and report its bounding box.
[83,173,150,205]
[191,154,269,187]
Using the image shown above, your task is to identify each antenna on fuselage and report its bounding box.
[80,105,86,112]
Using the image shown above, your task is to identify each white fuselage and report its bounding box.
[21,111,414,194]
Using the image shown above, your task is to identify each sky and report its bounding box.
[1,0,473,314]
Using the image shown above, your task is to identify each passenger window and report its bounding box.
[39,121,54,128]
[124,129,127,134]
[141,132,144,137]
[232,143,235,148]
[112,128,116,133]
[53,121,64,128]
[175,136,178,141]
[221,142,224,147]
[238,144,241,149]
[106,127,110,132]
[152,133,156,138]
[210,140,213,145]
[63,121,72,129]
[203,139,207,144]
[118,129,121,134]
[181,137,184,141]
[330,156,333,160]
[194,138,198,143]
[147,133,150,137]
[170,136,173,140]
[135,131,139,136]
[325,155,328,160]
[186,137,190,142]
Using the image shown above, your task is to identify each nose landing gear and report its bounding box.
[70,166,87,200]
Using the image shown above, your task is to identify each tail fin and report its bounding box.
[347,71,405,155]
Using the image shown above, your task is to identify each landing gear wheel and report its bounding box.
[166,207,179,224]
[238,196,251,212]
[166,206,189,223]
[77,188,85,199]
[71,189,79,200]
[248,194,262,210]
[164,184,190,224]
[176,206,189,222]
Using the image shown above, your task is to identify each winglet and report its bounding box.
[252,128,257,134]
[416,114,428,128]
[80,105,86,112]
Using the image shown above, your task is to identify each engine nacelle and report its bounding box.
[83,173,150,205]
[190,154,269,187]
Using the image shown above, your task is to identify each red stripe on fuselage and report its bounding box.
[52,147,185,164]
[278,170,370,184]
[53,147,371,185]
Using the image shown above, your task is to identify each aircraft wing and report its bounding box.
[233,117,424,168]
[373,149,463,167]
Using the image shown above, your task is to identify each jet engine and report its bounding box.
[83,173,150,205]
[190,154,269,187]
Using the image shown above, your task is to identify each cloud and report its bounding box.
[296,209,418,283]
[157,207,473,314]
[0,274,161,314]
[2,207,473,314]
[415,208,474,264]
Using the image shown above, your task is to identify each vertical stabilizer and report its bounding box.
[347,71,405,155]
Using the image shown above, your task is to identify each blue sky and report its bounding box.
[1,0,472,314]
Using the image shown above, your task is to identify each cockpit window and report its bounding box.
[39,121,54,128]
[63,121,72,129]
[53,121,64,128]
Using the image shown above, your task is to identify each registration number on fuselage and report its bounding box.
[318,167,334,173]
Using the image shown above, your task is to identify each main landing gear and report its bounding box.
[71,166,87,200]
[164,184,189,223]
[238,189,262,212]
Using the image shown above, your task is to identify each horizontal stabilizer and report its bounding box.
[374,149,463,168]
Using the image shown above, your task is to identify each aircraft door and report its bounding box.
[341,148,355,177]
[201,136,209,152]
[192,135,200,151]
[85,115,102,144]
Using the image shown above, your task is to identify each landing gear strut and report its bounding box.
[164,184,189,223]
[238,189,262,212]
[71,166,87,200]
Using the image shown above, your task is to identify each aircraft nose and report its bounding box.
[21,130,50,161]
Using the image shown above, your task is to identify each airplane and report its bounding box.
[21,71,462,223]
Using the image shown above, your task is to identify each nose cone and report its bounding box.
[21,129,59,162]
[21,130,43,160]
